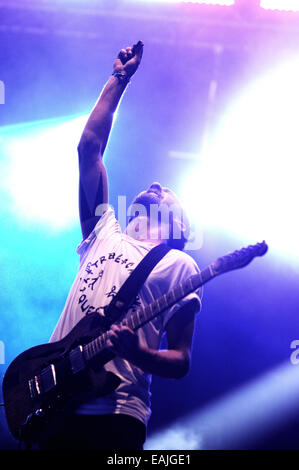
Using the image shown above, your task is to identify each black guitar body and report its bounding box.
[2,313,120,444]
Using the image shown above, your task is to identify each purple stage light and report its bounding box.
[145,361,299,450]
[137,0,234,5]
[260,0,299,11]
[179,0,234,4]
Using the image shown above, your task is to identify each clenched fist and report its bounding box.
[113,41,144,79]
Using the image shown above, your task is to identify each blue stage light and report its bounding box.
[0,114,88,231]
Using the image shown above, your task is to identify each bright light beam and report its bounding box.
[261,0,299,11]
[127,1,234,5]
[0,114,88,231]
[181,54,299,259]
[145,361,299,449]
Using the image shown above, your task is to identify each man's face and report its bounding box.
[132,182,181,210]
[128,182,190,248]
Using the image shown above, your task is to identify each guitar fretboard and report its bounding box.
[83,264,216,362]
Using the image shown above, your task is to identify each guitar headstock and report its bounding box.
[212,241,268,275]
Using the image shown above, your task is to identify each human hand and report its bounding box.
[106,324,142,362]
[113,41,144,78]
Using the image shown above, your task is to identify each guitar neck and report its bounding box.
[83,263,216,362]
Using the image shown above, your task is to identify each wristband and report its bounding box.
[112,70,130,84]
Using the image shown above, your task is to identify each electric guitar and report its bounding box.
[2,241,268,444]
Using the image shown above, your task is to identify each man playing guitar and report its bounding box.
[39,41,202,450]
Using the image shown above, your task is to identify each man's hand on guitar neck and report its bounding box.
[106,299,197,380]
[107,324,141,363]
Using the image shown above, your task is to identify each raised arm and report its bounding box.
[78,41,144,240]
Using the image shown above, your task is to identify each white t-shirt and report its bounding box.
[50,208,202,425]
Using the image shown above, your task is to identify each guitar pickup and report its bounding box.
[28,375,41,399]
[69,345,85,374]
[28,364,57,399]
[40,364,57,393]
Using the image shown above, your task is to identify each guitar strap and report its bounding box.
[104,243,171,326]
